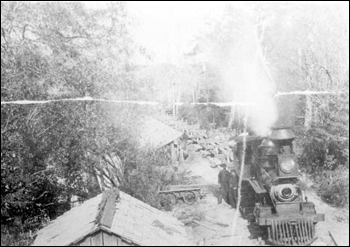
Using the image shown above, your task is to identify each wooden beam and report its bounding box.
[329,231,338,246]
[96,188,119,228]
[91,232,103,246]
[171,143,176,166]
[102,232,119,246]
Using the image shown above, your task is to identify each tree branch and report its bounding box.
[319,65,333,85]
[37,118,62,137]
[55,30,90,41]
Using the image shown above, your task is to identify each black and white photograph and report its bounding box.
[1,1,349,246]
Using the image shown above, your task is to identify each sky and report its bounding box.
[127,1,227,64]
[83,1,349,65]
[84,1,233,64]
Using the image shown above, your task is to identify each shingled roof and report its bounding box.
[138,117,183,149]
[32,188,190,246]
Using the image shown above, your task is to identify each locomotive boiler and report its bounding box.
[233,127,324,246]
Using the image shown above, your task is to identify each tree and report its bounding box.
[1,2,147,240]
[260,2,349,207]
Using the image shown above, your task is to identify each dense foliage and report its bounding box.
[1,1,349,246]
[1,2,173,245]
[178,104,231,129]
[294,93,349,208]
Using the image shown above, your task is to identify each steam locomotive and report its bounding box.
[233,127,324,246]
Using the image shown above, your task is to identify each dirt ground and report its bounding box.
[307,191,349,246]
[174,153,262,246]
[173,152,349,246]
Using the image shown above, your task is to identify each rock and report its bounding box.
[228,140,236,147]
[207,156,222,166]
[201,150,211,158]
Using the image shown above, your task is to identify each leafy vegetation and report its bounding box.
[178,104,231,129]
[1,2,174,245]
[123,148,192,209]
[295,94,349,208]
[1,1,349,246]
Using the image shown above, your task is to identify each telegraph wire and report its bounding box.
[1,91,347,106]
[1,97,160,106]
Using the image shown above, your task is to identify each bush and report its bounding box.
[1,222,35,246]
[295,124,349,208]
[121,148,191,210]
[178,104,231,129]
[314,165,349,208]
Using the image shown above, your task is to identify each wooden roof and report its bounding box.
[138,117,183,149]
[32,194,101,246]
[32,189,190,246]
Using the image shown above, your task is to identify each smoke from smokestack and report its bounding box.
[208,4,277,136]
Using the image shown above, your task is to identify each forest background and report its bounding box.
[1,2,348,245]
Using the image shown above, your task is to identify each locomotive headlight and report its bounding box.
[281,187,293,198]
[280,158,296,173]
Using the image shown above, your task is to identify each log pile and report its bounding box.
[155,114,238,167]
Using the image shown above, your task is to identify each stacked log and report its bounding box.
[154,114,237,166]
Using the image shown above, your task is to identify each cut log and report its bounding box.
[193,220,217,232]
[204,218,229,227]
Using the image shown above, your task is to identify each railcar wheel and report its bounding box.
[166,193,177,205]
[183,191,197,204]
[159,194,167,206]
[159,194,174,209]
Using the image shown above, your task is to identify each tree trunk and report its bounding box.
[228,105,236,128]
[170,142,176,167]
[304,95,313,129]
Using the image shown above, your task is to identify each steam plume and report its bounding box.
[210,4,277,136]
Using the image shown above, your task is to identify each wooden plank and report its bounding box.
[100,195,117,228]
[102,232,119,246]
[91,232,103,246]
[193,220,216,232]
[119,238,132,246]
[96,188,119,229]
[99,188,119,228]
[329,231,339,246]
[169,184,210,189]
[248,179,267,194]
[117,237,122,246]
[179,147,184,163]
[159,188,201,193]
[78,237,91,246]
